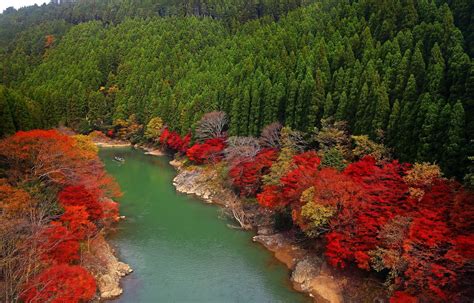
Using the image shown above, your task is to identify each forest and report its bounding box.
[0,0,473,302]
[0,0,472,179]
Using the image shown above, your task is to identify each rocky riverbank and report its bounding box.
[83,234,133,300]
[171,158,387,303]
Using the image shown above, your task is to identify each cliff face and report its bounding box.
[171,159,390,303]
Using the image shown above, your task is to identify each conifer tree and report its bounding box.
[417,101,440,162]
[442,101,465,176]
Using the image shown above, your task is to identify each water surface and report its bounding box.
[100,147,309,303]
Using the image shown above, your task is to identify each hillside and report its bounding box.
[0,0,472,179]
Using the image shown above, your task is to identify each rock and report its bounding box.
[308,276,343,303]
[82,234,132,300]
[291,258,343,303]
[291,258,321,286]
[257,226,274,235]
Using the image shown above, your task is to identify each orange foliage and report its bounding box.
[0,129,121,198]
[0,181,33,219]
[44,35,55,48]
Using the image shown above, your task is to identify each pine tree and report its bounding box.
[354,82,369,134]
[426,43,446,96]
[394,49,411,100]
[262,78,274,127]
[401,0,419,28]
[230,96,242,135]
[371,81,390,133]
[410,43,426,92]
[417,101,440,162]
[387,99,400,146]
[335,91,348,122]
[297,70,315,130]
[0,86,16,137]
[307,69,324,131]
[442,101,465,176]
[323,93,334,119]
[285,78,299,129]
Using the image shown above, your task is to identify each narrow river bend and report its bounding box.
[100,147,309,303]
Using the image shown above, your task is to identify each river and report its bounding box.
[100,147,310,303]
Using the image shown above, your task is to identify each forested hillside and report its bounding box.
[0,0,472,178]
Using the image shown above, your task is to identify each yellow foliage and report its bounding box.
[352,135,390,161]
[300,187,336,238]
[262,127,298,185]
[73,134,99,159]
[404,162,442,200]
[145,116,164,141]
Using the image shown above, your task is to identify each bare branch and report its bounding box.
[224,136,260,166]
[195,111,228,142]
[259,122,282,149]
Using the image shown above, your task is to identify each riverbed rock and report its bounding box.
[82,234,133,300]
[291,257,321,286]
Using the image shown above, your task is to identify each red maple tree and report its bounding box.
[186,138,226,164]
[21,264,96,303]
[229,149,278,197]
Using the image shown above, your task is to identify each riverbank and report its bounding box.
[83,233,133,300]
[171,158,387,303]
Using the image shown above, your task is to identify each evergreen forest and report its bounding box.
[0,0,472,178]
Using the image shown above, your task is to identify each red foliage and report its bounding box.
[186,138,226,164]
[106,129,114,138]
[102,199,120,226]
[1,130,124,302]
[254,149,473,300]
[21,264,96,303]
[390,291,418,303]
[257,185,282,208]
[159,128,171,145]
[229,149,278,197]
[39,222,80,264]
[159,128,190,153]
[325,232,354,269]
[280,151,321,205]
[58,185,103,222]
[323,156,411,269]
[257,151,321,209]
[60,206,96,240]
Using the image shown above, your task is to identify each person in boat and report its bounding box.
[114,156,125,162]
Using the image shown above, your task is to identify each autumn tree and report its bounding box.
[195,111,228,142]
[259,122,282,149]
[20,265,96,303]
[144,116,164,143]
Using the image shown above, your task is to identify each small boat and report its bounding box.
[114,156,125,162]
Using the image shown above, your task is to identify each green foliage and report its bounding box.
[321,147,346,171]
[0,0,471,177]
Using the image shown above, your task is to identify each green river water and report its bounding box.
[100,147,310,303]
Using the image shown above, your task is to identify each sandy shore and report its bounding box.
[95,141,131,148]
